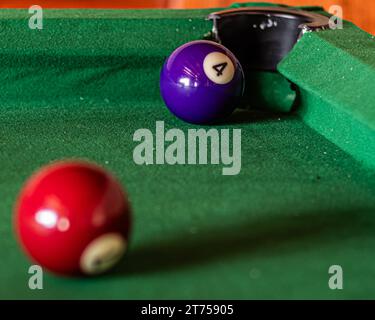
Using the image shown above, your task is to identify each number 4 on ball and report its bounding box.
[213,62,228,76]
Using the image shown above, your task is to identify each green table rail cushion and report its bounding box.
[278,24,375,169]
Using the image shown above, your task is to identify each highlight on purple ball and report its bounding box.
[160,40,245,124]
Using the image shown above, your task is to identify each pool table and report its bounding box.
[0,3,374,299]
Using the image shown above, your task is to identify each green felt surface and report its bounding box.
[279,24,375,169]
[0,4,374,299]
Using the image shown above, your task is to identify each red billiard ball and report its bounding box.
[14,161,132,276]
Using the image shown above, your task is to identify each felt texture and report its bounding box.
[0,4,374,299]
[279,24,375,169]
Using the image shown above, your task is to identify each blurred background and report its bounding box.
[0,1,373,35]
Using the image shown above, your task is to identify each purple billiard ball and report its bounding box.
[160,40,245,124]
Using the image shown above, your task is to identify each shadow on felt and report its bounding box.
[110,207,369,277]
